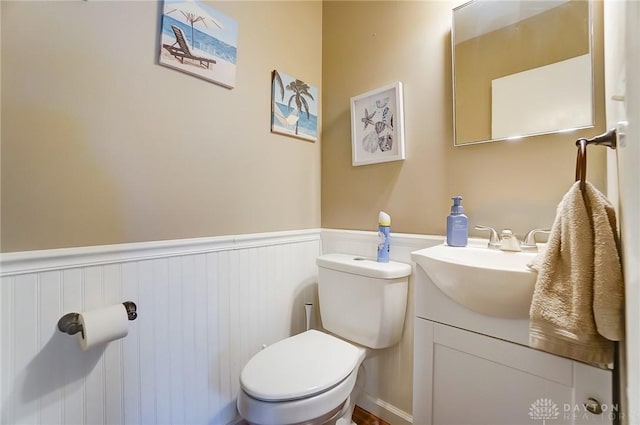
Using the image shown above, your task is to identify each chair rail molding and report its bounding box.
[0,229,322,277]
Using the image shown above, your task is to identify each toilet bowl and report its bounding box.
[237,330,366,425]
[237,253,412,425]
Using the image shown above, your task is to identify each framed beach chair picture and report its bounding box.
[159,0,238,88]
[271,70,319,142]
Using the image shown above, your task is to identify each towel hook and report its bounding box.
[574,129,617,191]
[575,138,587,191]
[581,128,618,149]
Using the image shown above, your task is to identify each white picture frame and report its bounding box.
[350,81,405,166]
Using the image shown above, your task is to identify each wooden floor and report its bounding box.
[352,406,390,425]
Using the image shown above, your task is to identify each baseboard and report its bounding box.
[354,405,391,425]
[357,393,413,425]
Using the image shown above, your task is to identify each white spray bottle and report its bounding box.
[377,211,391,262]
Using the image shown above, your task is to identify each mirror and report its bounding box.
[452,0,594,146]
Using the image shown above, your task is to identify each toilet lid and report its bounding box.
[240,330,364,402]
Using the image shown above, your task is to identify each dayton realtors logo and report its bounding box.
[529,397,622,423]
[529,398,560,424]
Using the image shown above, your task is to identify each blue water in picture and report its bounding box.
[274,103,318,139]
[162,15,237,64]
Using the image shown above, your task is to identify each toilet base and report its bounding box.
[333,363,366,425]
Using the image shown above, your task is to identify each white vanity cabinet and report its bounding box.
[413,319,614,425]
[412,267,615,425]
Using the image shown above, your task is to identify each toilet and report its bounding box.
[237,253,412,425]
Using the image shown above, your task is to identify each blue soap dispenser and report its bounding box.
[446,196,468,247]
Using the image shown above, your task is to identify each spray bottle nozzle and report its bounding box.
[378,211,391,226]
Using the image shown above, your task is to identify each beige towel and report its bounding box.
[529,181,624,367]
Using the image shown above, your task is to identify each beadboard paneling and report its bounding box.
[321,229,443,425]
[1,230,321,425]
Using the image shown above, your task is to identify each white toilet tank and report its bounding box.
[316,253,412,349]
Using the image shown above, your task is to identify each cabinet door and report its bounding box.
[413,320,614,425]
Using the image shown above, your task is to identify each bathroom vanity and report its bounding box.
[411,250,615,425]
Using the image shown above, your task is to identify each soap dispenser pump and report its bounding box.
[446,196,468,247]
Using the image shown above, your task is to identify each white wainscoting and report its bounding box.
[321,229,443,425]
[1,230,321,425]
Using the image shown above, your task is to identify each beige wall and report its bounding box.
[322,0,606,242]
[1,0,322,252]
[1,0,607,253]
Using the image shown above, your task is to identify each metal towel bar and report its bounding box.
[575,129,617,191]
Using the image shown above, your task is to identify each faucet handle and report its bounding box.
[522,229,551,247]
[474,225,500,248]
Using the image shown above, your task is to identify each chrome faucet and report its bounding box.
[475,226,551,252]
[521,229,551,251]
[474,226,521,251]
[498,229,521,252]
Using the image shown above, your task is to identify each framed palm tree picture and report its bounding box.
[350,82,405,166]
[271,70,318,142]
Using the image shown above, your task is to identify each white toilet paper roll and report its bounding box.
[77,304,129,351]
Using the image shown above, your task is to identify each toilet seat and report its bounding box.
[237,367,358,425]
[240,330,364,401]
[237,330,367,425]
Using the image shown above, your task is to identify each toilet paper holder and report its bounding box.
[57,301,137,337]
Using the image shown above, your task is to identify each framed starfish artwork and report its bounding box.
[350,82,405,166]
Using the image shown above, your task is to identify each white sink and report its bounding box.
[411,240,538,319]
